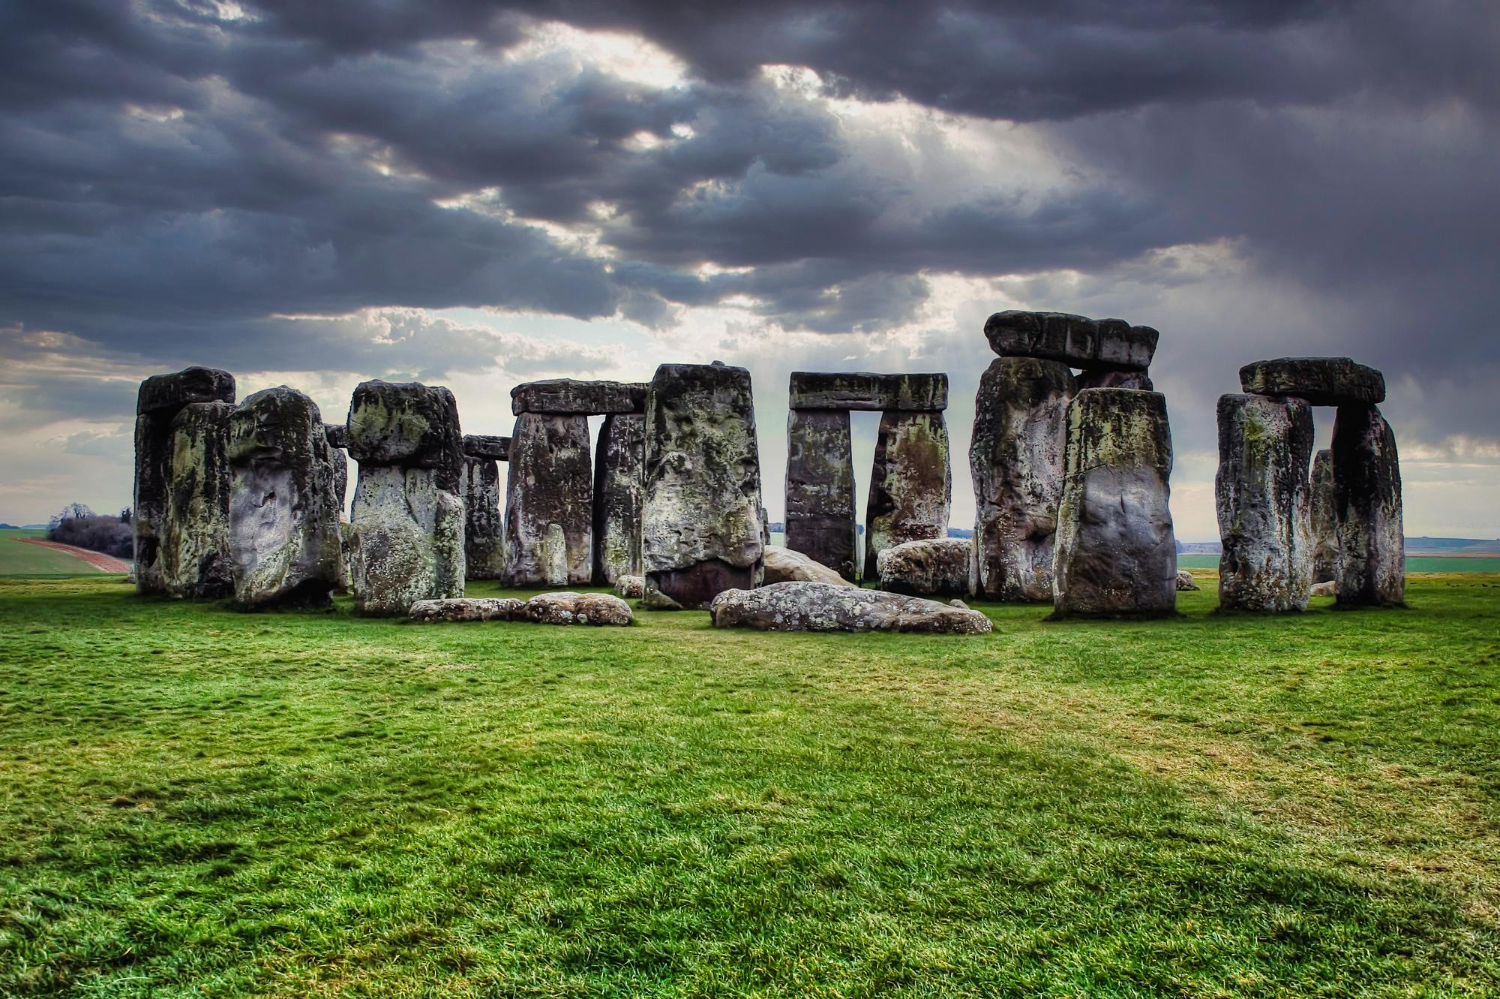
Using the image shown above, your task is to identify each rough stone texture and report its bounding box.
[1215,393,1315,612]
[504,413,593,586]
[614,574,646,599]
[788,372,948,412]
[409,597,525,622]
[133,367,236,595]
[511,379,648,416]
[1309,449,1340,584]
[523,591,634,626]
[463,434,512,460]
[593,413,645,585]
[227,387,344,609]
[1331,405,1405,607]
[985,311,1158,371]
[1078,368,1154,391]
[762,545,855,587]
[462,455,507,579]
[709,582,992,634]
[784,408,857,581]
[864,411,951,583]
[1239,357,1386,407]
[642,362,765,609]
[1311,580,1338,597]
[969,356,1076,602]
[329,447,348,516]
[1053,389,1177,617]
[877,538,973,597]
[640,587,684,610]
[324,423,349,450]
[1176,569,1200,591]
[156,401,237,598]
[346,381,466,615]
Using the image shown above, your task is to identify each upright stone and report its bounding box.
[1053,389,1177,617]
[784,408,857,582]
[346,380,465,615]
[970,356,1076,601]
[642,362,764,609]
[1331,405,1405,607]
[593,413,645,585]
[228,387,343,608]
[158,401,237,598]
[1215,394,1315,612]
[462,458,506,581]
[864,411,951,583]
[1309,449,1340,584]
[504,414,592,586]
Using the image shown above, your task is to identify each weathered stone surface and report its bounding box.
[1053,389,1177,617]
[1331,405,1405,607]
[462,434,512,460]
[642,362,765,609]
[709,582,992,634]
[1215,393,1315,612]
[877,538,973,597]
[864,411,951,583]
[1176,569,1200,591]
[970,356,1076,602]
[346,381,465,615]
[155,401,237,599]
[784,409,857,581]
[788,372,948,412]
[1078,368,1153,391]
[504,413,592,586]
[1239,357,1386,407]
[762,545,855,587]
[462,455,506,579]
[593,413,645,585]
[614,574,646,599]
[640,587,684,610]
[1311,580,1338,597]
[523,591,633,626]
[323,423,349,450]
[1310,449,1340,584]
[985,311,1158,371]
[409,597,525,622]
[511,379,648,416]
[227,387,343,608]
[138,366,236,415]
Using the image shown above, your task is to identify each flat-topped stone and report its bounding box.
[511,379,648,416]
[985,311,1158,371]
[323,423,349,450]
[462,434,511,460]
[347,380,463,479]
[788,372,948,412]
[137,366,236,415]
[1239,357,1385,406]
[410,597,525,622]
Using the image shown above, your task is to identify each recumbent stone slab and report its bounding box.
[1239,357,1385,407]
[788,371,948,412]
[985,311,1159,371]
[762,545,854,587]
[784,408,857,581]
[876,538,973,598]
[505,413,593,586]
[511,379,648,416]
[709,582,991,634]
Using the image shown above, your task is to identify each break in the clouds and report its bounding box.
[1,0,1497,537]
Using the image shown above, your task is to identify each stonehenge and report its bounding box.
[593,413,645,585]
[762,545,855,587]
[864,408,952,584]
[462,434,509,580]
[876,538,973,598]
[1309,449,1340,584]
[984,311,1159,372]
[784,407,857,581]
[709,582,992,634]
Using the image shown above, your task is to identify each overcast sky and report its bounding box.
[3,0,1497,539]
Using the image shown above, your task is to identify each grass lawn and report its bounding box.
[1,575,1497,997]
[1176,554,1500,574]
[0,530,100,578]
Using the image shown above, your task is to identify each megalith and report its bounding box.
[864,410,951,583]
[157,401,237,598]
[784,408,856,581]
[227,387,344,608]
[593,413,645,585]
[504,414,592,586]
[346,380,465,615]
[969,356,1076,601]
[462,434,510,580]
[642,361,764,609]
[1331,405,1405,607]
[1214,393,1315,612]
[985,311,1159,372]
[1309,449,1340,584]
[323,423,349,516]
[1053,388,1177,617]
[1239,357,1385,407]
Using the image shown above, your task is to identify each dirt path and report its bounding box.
[18,538,131,573]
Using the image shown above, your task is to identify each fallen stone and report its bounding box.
[157,400,237,599]
[523,591,634,626]
[593,413,645,585]
[865,410,951,583]
[462,454,507,579]
[985,311,1158,371]
[783,408,857,581]
[511,379,648,416]
[1053,389,1177,617]
[409,597,525,622]
[1176,569,1200,591]
[1077,368,1154,391]
[1310,449,1340,584]
[504,413,593,586]
[1331,405,1405,607]
[462,434,511,460]
[1311,580,1338,597]
[788,372,948,412]
[709,582,992,634]
[1215,393,1315,612]
[614,574,646,599]
[876,538,973,597]
[762,545,854,587]
[639,587,684,610]
[1239,357,1385,407]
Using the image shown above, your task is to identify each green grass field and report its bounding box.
[0,529,103,577]
[1176,553,1500,574]
[1,575,1498,996]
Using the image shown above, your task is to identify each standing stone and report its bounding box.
[642,362,764,609]
[227,387,343,608]
[1077,369,1153,391]
[157,401,237,598]
[1309,449,1340,584]
[346,380,465,615]
[504,414,592,586]
[1214,393,1315,612]
[784,408,857,582]
[593,413,645,585]
[462,456,507,580]
[970,356,1076,601]
[1053,389,1177,617]
[1331,405,1405,607]
[864,411,951,583]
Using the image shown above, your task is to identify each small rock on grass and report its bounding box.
[410,597,525,622]
[524,592,634,626]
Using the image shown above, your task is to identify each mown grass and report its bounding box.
[0,530,99,578]
[1176,554,1500,573]
[1,575,1497,997]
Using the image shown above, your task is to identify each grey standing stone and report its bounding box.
[593,413,645,585]
[1331,405,1405,607]
[784,408,857,581]
[970,356,1076,602]
[1215,393,1315,612]
[1310,449,1340,584]
[157,401,237,599]
[985,311,1158,370]
[462,455,506,579]
[1077,368,1153,391]
[227,387,344,608]
[642,362,764,609]
[323,423,349,450]
[505,413,592,586]
[1053,388,1177,617]
[709,582,991,634]
[864,411,951,583]
[876,538,973,598]
[1239,357,1385,407]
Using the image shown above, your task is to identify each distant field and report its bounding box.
[1177,553,1500,573]
[0,528,116,577]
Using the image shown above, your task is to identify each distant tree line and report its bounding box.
[48,504,133,558]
